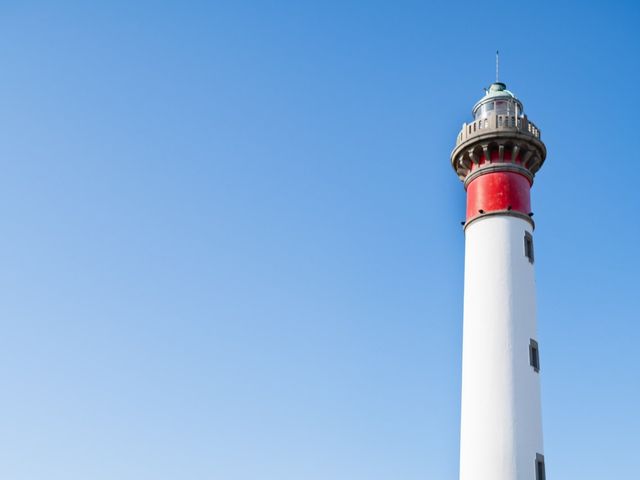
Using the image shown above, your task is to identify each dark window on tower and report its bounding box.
[524,232,534,263]
[529,339,540,372]
[535,454,546,480]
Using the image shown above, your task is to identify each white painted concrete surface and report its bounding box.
[459,215,543,480]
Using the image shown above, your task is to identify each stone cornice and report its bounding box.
[450,111,547,183]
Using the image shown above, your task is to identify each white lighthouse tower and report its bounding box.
[451,82,547,480]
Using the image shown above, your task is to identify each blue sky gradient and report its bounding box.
[1,1,638,478]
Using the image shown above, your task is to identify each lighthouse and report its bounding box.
[451,82,547,480]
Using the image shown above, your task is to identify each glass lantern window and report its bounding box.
[475,102,495,120]
[495,100,520,115]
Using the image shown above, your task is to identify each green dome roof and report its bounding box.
[486,82,516,98]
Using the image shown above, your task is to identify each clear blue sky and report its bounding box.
[1,1,638,479]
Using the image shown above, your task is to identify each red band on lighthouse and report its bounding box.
[466,171,531,222]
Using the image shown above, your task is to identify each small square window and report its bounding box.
[524,232,534,264]
[529,339,540,372]
[535,453,546,480]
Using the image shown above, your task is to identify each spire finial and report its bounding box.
[496,50,499,82]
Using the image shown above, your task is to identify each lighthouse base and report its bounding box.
[459,215,543,480]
